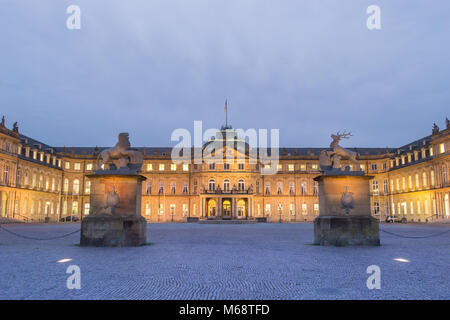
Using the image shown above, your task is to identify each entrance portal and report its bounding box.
[208,199,217,217]
[237,199,246,218]
[222,199,231,218]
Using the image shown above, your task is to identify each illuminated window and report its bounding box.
[86,163,93,171]
[145,203,151,215]
[74,163,81,171]
[159,203,164,215]
[300,164,306,171]
[302,203,307,215]
[312,164,318,170]
[63,179,69,193]
[65,162,70,169]
[289,204,295,215]
[415,174,420,189]
[314,203,319,215]
[171,164,177,171]
[85,180,91,194]
[39,153,44,162]
[33,151,37,160]
[277,164,282,171]
[288,164,294,172]
[408,176,412,189]
[429,147,433,156]
[159,164,165,171]
[84,203,90,215]
[422,172,427,187]
[372,180,379,194]
[402,177,406,191]
[440,143,445,154]
[73,179,80,195]
[431,170,435,186]
[182,204,188,216]
[170,204,176,216]
[147,163,153,171]
[183,164,189,171]
[383,180,388,194]
[265,204,271,215]
[72,201,78,215]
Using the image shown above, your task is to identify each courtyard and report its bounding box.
[0,222,448,300]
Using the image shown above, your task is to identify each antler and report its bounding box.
[336,130,353,139]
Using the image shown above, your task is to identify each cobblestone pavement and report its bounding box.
[0,222,449,300]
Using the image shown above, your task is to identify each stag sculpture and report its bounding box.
[319,131,361,172]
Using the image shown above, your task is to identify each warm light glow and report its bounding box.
[57,258,72,263]
[393,258,410,263]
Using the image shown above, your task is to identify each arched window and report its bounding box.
[72,201,78,215]
[208,179,216,191]
[73,179,80,195]
[63,179,69,193]
[238,179,245,191]
[223,179,230,192]
[277,182,282,195]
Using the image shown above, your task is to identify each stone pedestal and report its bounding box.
[80,173,147,247]
[313,172,380,246]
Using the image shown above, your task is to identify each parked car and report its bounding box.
[59,216,79,222]
[385,216,407,223]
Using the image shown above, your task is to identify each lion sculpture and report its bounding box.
[97,133,143,170]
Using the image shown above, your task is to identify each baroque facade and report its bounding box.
[0,117,449,223]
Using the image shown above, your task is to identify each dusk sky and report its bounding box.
[0,0,449,148]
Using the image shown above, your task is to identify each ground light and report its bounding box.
[393,258,410,263]
[57,258,72,263]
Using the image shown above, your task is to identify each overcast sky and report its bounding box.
[0,0,449,149]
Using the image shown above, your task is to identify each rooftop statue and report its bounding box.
[97,133,143,171]
[432,123,439,135]
[319,131,361,172]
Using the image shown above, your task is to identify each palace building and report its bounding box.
[0,117,449,223]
